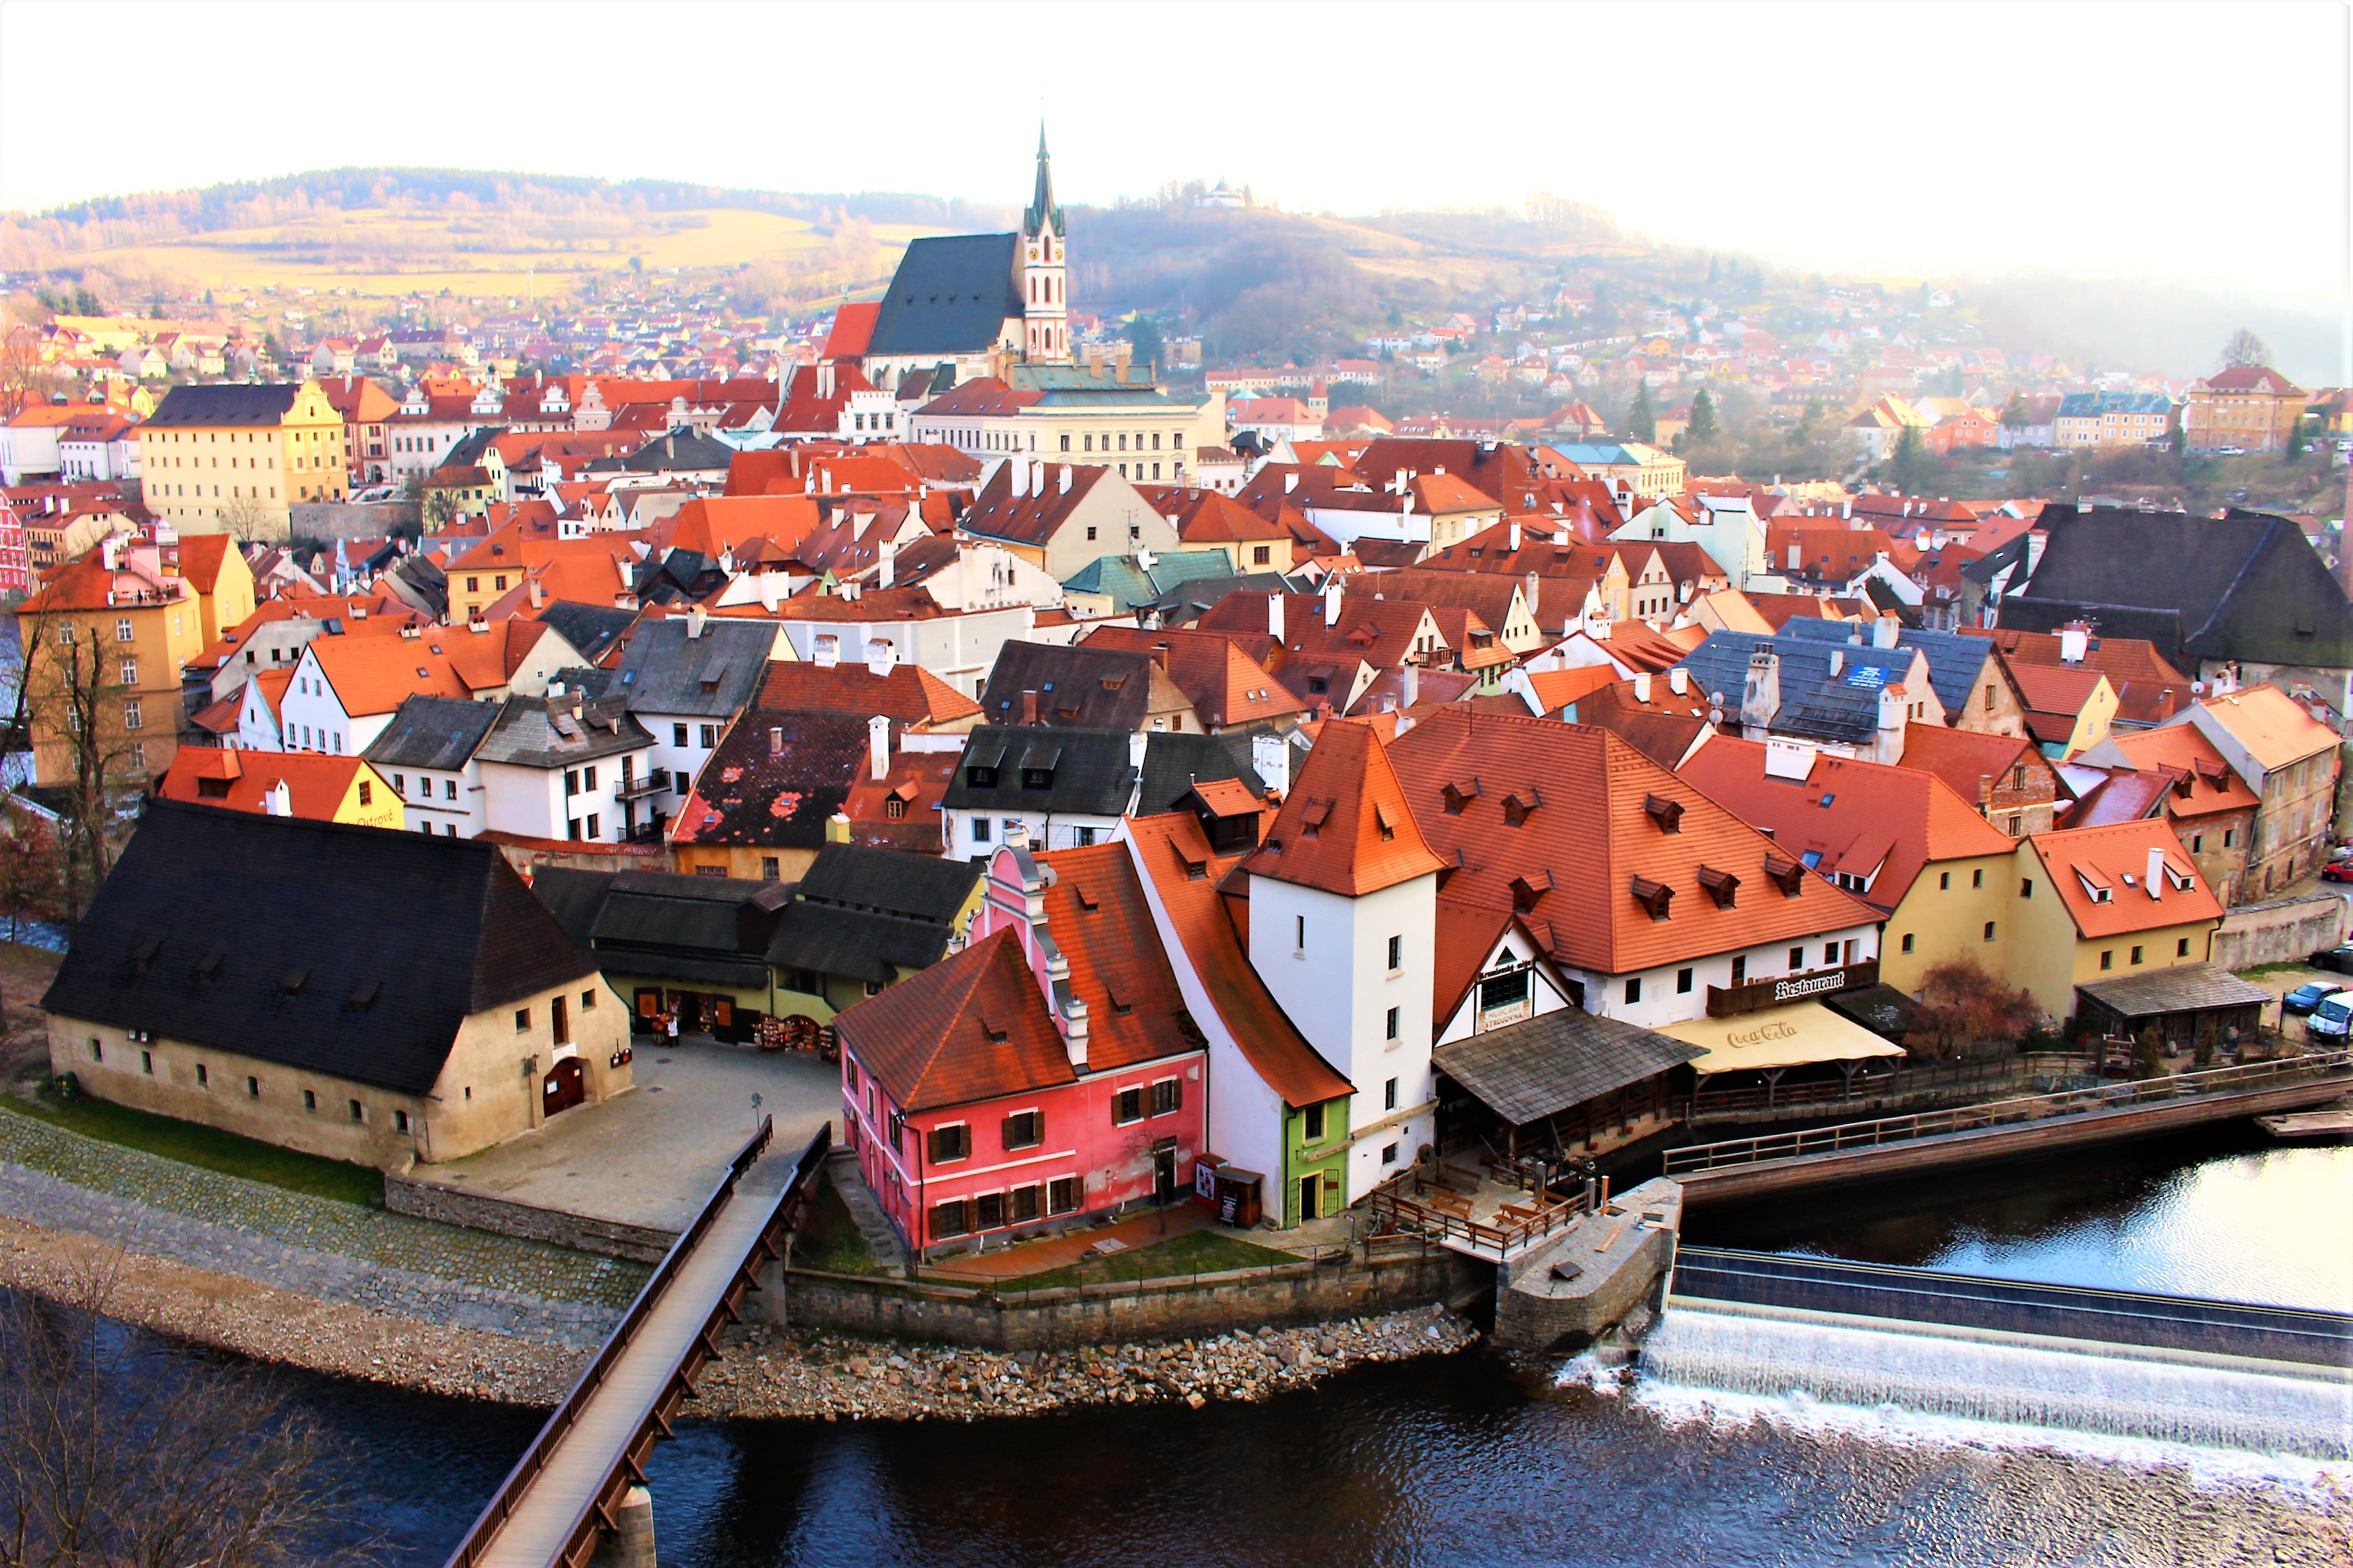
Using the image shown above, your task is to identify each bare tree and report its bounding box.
[2219,328,2270,370]
[0,1268,383,1567]
[218,493,282,545]
[9,603,149,924]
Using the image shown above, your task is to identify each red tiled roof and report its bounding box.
[1388,708,1882,973]
[1242,718,1445,897]
[1897,723,2045,811]
[1124,812,1351,1108]
[832,928,1076,1112]
[1034,841,1198,1074]
[757,659,981,728]
[155,749,381,821]
[2028,820,2222,939]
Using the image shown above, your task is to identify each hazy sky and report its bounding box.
[3,1,2347,306]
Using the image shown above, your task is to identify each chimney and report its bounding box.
[2146,845,2165,899]
[1741,648,1780,736]
[1402,663,1420,709]
[1830,649,1845,677]
[826,810,851,843]
[264,779,291,817]
[1507,519,1520,551]
[1283,470,1298,494]
[879,537,897,590]
[1252,730,1291,797]
[527,576,544,609]
[1129,730,1147,772]
[1633,670,1652,703]
[868,714,890,781]
[1011,459,1029,498]
[866,636,896,677]
[686,604,708,640]
[1267,592,1285,641]
[814,635,839,668]
[769,725,784,756]
[817,362,835,400]
[1020,689,1040,725]
[1874,614,1900,649]
[1323,577,1342,627]
[2157,687,2176,720]
[1669,667,1689,696]
[1058,465,1073,495]
[2059,621,2089,665]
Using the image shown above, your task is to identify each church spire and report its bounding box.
[1025,124,1062,238]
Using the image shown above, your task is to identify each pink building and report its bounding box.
[835,834,1206,1257]
[0,491,26,594]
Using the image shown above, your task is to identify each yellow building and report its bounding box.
[137,380,348,539]
[2183,366,2307,454]
[2010,664,2118,759]
[174,533,256,648]
[2007,821,2224,1024]
[155,749,405,830]
[13,539,208,784]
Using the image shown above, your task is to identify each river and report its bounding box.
[124,1126,2353,1564]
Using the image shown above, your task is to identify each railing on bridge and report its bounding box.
[1665,1049,2353,1176]
[1687,1052,2097,1123]
[1365,1170,1594,1260]
[444,1117,833,1568]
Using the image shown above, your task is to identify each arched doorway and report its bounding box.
[543,1057,586,1117]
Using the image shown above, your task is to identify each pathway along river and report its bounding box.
[91,1125,2353,1564]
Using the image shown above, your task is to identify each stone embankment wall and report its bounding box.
[384,1167,678,1264]
[2213,892,2347,970]
[768,1243,1488,1350]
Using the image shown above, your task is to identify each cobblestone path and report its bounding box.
[0,1113,647,1347]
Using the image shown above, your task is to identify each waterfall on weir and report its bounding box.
[1632,1306,2353,1462]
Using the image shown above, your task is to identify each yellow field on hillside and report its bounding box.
[70,207,924,297]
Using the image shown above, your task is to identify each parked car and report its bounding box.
[2311,992,2353,1039]
[2214,445,2247,456]
[2313,945,2353,973]
[2283,981,2338,1016]
[2323,860,2353,883]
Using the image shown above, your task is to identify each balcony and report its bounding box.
[614,769,670,802]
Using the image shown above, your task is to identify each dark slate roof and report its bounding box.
[766,903,959,985]
[387,554,448,618]
[42,801,593,1095]
[2075,961,2273,1019]
[531,866,618,950]
[538,603,638,664]
[364,694,501,771]
[1155,572,1304,626]
[476,694,652,770]
[1137,730,1269,815]
[979,641,1156,730]
[867,233,1023,357]
[942,725,1138,815]
[674,710,869,848]
[443,426,509,467]
[1432,1007,1701,1126]
[146,383,300,427]
[621,429,734,473]
[1778,618,1994,717]
[614,616,775,719]
[793,843,979,927]
[2006,507,2353,671]
[532,868,787,992]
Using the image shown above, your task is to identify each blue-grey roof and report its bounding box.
[1553,442,1639,465]
[613,617,775,719]
[146,383,300,427]
[1673,631,1918,746]
[364,695,500,771]
[868,234,1022,357]
[2056,391,2176,417]
[1775,618,1996,716]
[1062,549,1237,606]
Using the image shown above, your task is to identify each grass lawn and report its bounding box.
[989,1228,1297,1294]
[0,1088,385,1207]
[792,1171,885,1276]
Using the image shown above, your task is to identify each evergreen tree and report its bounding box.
[1887,423,1936,492]
[1688,387,1721,445]
[1629,383,1656,444]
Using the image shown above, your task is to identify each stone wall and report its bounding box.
[2212,892,2347,971]
[384,1169,678,1264]
[763,1246,1489,1350]
[290,500,420,543]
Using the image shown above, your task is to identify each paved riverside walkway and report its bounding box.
[0,1112,644,1347]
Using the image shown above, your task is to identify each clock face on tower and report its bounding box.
[1029,245,1038,260]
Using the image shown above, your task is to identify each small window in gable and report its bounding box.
[1642,793,1684,834]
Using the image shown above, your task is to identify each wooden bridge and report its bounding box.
[1666,1051,2353,1205]
[443,1118,832,1568]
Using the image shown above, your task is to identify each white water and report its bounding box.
[1621,1304,2353,1474]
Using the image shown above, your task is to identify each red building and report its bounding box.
[834,832,1206,1258]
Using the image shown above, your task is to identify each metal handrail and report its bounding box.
[1367,1179,1591,1258]
[443,1114,777,1568]
[1665,1049,2353,1174]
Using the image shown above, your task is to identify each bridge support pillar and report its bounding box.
[586,1485,657,1568]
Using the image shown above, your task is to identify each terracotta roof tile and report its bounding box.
[2028,820,2222,939]
[1242,718,1445,896]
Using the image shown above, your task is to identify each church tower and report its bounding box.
[1022,127,1071,364]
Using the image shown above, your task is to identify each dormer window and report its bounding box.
[1374,803,1397,843]
[1441,779,1479,815]
[1300,799,1331,839]
[1642,793,1684,834]
[965,765,997,789]
[1696,865,1740,909]
[1510,871,1551,911]
[1502,788,1541,827]
[1630,876,1674,922]
[1763,853,1806,897]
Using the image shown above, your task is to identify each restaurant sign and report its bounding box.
[1706,959,1877,1019]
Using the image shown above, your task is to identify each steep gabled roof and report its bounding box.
[362,694,503,770]
[668,710,870,849]
[42,801,593,1095]
[1242,718,1443,897]
[831,928,1075,1112]
[757,659,981,728]
[145,382,300,427]
[2028,820,2223,940]
[612,616,775,718]
[978,641,1163,730]
[1125,812,1351,1108]
[154,750,379,820]
[868,233,1025,358]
